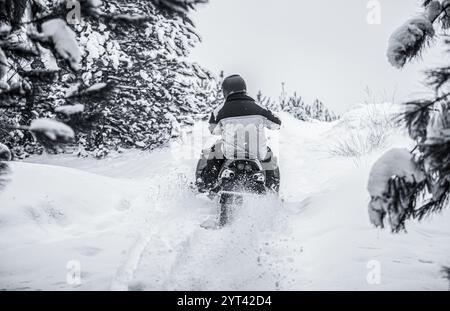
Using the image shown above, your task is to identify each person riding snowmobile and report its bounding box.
[196,74,282,193]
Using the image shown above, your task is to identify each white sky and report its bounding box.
[189,0,449,113]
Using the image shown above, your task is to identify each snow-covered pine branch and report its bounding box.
[387,0,450,68]
[370,3,450,231]
[29,118,75,148]
[30,18,82,71]
[367,148,426,232]
[387,16,435,68]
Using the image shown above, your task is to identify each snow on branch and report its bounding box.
[30,19,81,71]
[66,82,116,102]
[0,143,12,161]
[55,104,85,116]
[402,100,433,142]
[387,0,450,68]
[387,15,435,68]
[367,148,426,232]
[29,118,75,144]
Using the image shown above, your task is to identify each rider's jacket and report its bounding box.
[208,93,282,160]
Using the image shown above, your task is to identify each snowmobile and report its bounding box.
[201,158,270,229]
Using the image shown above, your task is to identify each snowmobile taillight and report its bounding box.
[237,163,245,171]
[221,168,235,180]
[245,164,253,172]
[253,172,265,183]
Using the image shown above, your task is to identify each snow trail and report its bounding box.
[1,112,449,290]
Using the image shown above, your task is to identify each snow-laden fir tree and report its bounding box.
[0,0,213,187]
[0,0,216,160]
[368,0,450,232]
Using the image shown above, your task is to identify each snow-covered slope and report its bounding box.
[0,108,449,290]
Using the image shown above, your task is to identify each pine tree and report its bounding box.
[368,0,450,232]
[286,92,307,120]
[0,0,216,159]
[0,0,213,183]
[256,90,279,111]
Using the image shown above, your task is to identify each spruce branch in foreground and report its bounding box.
[369,1,450,232]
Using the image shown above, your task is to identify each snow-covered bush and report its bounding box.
[329,131,389,158]
[328,103,400,158]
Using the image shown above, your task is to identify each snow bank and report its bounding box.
[326,103,409,158]
[0,162,144,290]
[0,162,136,244]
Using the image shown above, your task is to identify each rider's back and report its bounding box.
[209,93,281,160]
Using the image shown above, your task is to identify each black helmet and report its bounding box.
[222,75,247,98]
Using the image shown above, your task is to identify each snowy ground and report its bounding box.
[1,109,449,291]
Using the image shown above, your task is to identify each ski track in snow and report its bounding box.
[106,115,329,291]
[110,233,153,291]
[1,112,450,290]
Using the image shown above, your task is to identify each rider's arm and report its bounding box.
[208,112,220,134]
[261,108,282,130]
